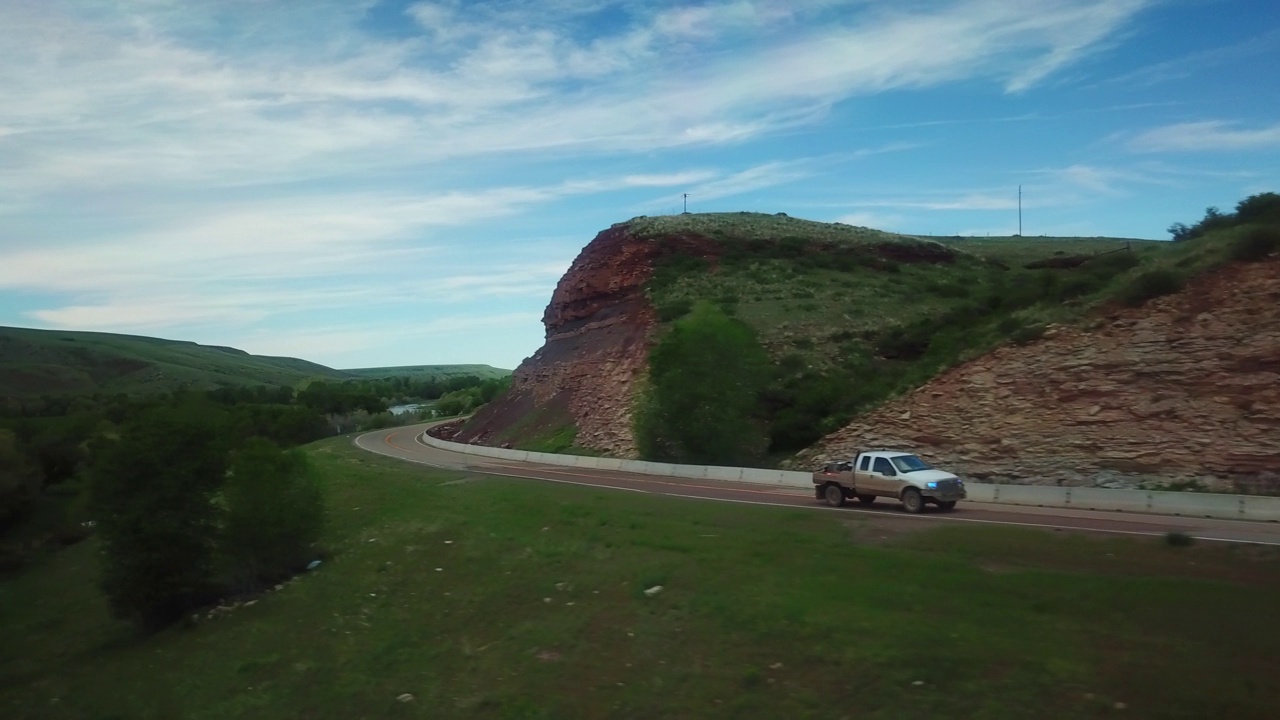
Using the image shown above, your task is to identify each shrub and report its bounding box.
[90,405,229,631]
[656,299,693,321]
[1011,324,1047,345]
[1119,269,1182,307]
[634,302,770,465]
[1230,226,1280,262]
[1165,531,1194,547]
[1235,192,1280,225]
[221,439,324,593]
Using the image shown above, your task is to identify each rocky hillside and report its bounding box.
[452,200,1279,492]
[798,255,1280,493]
[452,220,719,452]
[451,212,1098,455]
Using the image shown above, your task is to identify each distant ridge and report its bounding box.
[342,364,510,381]
[0,326,352,399]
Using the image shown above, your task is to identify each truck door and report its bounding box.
[854,454,878,493]
[868,456,902,495]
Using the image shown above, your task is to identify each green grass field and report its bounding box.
[3,438,1278,719]
[0,326,350,399]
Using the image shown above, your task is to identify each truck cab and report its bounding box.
[813,450,965,513]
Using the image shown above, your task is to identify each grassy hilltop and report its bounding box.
[0,326,349,400]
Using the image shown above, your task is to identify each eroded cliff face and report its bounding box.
[453,224,716,455]
[799,258,1280,493]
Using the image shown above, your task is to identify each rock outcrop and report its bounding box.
[452,223,716,455]
[798,258,1280,493]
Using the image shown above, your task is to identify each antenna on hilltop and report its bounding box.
[1017,185,1023,236]
[682,193,689,214]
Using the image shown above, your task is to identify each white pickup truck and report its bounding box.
[813,450,966,513]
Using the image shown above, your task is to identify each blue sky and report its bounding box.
[1,0,1277,371]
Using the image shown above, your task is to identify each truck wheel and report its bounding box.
[823,483,847,508]
[936,501,957,511]
[901,488,923,514]
[857,494,876,506]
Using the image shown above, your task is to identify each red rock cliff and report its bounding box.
[452,222,714,455]
[799,258,1280,492]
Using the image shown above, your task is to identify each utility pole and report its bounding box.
[682,193,689,214]
[1018,185,1022,236]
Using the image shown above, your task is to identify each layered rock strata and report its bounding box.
[800,258,1280,492]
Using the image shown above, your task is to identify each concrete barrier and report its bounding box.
[1150,491,1244,518]
[415,431,1276,522]
[988,484,1069,508]
[1067,487,1152,514]
[963,483,998,503]
[1243,495,1280,522]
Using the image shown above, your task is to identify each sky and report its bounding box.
[1,0,1278,371]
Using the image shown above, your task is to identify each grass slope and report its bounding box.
[342,365,510,381]
[2,437,1278,719]
[0,326,350,399]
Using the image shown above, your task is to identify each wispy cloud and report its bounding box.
[1128,121,1280,152]
[1103,27,1280,87]
[0,0,1180,366]
[848,193,1022,211]
[0,0,1152,198]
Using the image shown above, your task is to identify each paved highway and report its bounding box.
[355,425,1280,546]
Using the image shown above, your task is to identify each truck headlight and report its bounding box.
[927,482,938,489]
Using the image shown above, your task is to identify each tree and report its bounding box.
[1236,192,1280,225]
[220,439,324,593]
[0,430,40,535]
[90,404,228,631]
[634,302,770,465]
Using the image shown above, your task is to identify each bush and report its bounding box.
[1011,324,1046,345]
[656,298,693,322]
[1119,269,1182,307]
[1235,192,1280,225]
[1165,531,1194,547]
[634,302,770,465]
[90,405,229,631]
[221,439,324,593]
[1230,226,1280,262]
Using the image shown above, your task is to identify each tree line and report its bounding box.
[0,372,510,628]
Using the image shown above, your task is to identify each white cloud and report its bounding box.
[850,193,1021,211]
[0,0,1151,197]
[1128,121,1280,152]
[834,211,905,230]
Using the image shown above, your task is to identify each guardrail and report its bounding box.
[419,431,1280,522]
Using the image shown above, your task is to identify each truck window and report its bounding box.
[890,455,931,473]
[872,457,896,475]
[859,455,871,471]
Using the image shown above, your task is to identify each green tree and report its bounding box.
[0,429,41,535]
[635,301,770,465]
[90,404,229,631]
[221,439,324,593]
[1235,192,1280,225]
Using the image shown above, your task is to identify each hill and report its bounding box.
[451,201,1279,491]
[454,211,1156,455]
[0,326,350,400]
[342,364,510,381]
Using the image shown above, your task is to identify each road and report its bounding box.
[355,425,1280,546]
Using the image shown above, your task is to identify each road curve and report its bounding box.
[355,425,1280,546]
